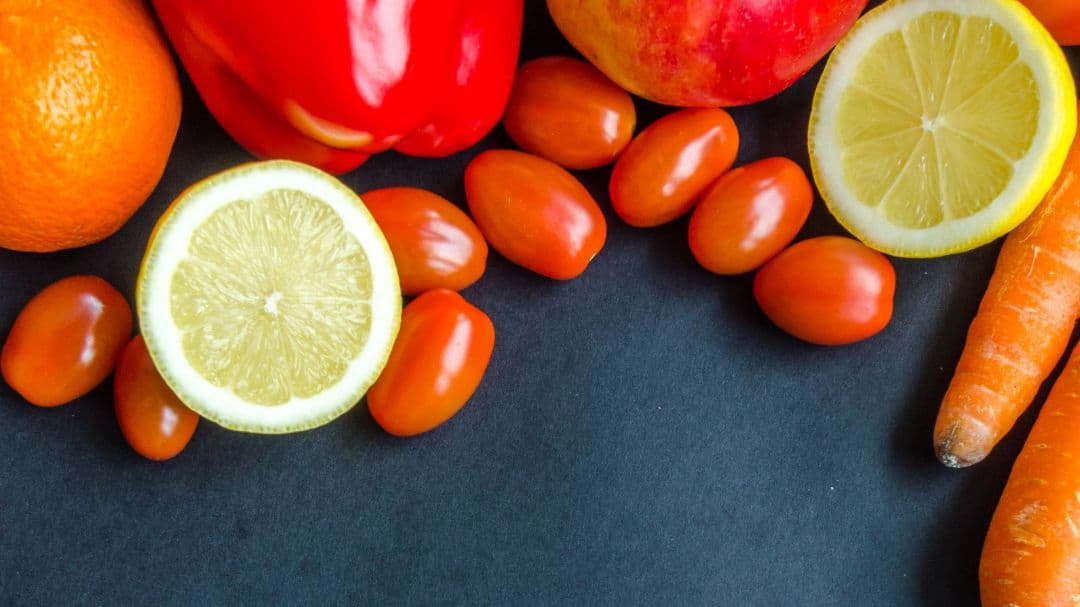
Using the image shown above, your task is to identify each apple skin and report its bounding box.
[1019,0,1080,45]
[546,0,869,107]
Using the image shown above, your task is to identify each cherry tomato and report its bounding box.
[362,187,488,295]
[754,237,895,346]
[367,289,495,437]
[114,336,199,461]
[502,56,636,170]
[609,108,739,227]
[465,149,607,280]
[688,157,813,275]
[2,275,132,407]
[1019,0,1080,45]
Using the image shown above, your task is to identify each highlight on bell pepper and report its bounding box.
[150,0,524,174]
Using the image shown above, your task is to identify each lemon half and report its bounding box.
[809,0,1076,257]
[137,161,401,433]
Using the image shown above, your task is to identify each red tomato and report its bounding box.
[114,336,199,461]
[609,108,739,227]
[465,149,607,280]
[754,237,895,346]
[2,275,132,407]
[688,157,813,275]
[362,187,488,295]
[367,289,495,436]
[502,56,636,170]
[1019,0,1080,45]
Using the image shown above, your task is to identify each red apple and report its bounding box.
[546,0,869,107]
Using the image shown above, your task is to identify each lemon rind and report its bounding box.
[809,0,1077,258]
[136,160,401,434]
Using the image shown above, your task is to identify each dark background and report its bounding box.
[2,1,1078,605]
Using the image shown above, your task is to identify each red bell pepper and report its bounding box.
[150,0,524,174]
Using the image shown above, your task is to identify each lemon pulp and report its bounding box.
[138,161,400,433]
[810,0,1076,257]
[172,189,374,405]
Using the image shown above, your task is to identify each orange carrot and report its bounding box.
[934,126,1080,468]
[979,342,1080,606]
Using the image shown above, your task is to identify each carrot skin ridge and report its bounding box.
[934,126,1080,468]
[979,342,1080,606]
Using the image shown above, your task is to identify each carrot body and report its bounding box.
[980,342,1080,606]
[934,128,1080,468]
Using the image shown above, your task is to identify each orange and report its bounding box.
[0,0,182,252]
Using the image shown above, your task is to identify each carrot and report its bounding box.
[934,126,1080,468]
[979,342,1080,606]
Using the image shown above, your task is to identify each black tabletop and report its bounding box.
[3,1,1079,605]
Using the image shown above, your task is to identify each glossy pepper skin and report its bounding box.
[150,0,524,174]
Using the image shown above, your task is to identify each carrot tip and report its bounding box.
[934,420,991,468]
[936,449,972,468]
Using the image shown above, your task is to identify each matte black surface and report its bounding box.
[2,2,1079,605]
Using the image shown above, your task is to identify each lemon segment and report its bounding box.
[137,160,401,434]
[810,0,1077,258]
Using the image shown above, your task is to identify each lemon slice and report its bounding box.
[809,0,1076,258]
[137,160,400,433]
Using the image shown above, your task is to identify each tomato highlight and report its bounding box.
[363,187,488,295]
[502,56,636,170]
[753,237,895,346]
[610,108,739,227]
[689,157,813,275]
[2,275,132,407]
[114,336,199,461]
[367,290,495,437]
[465,149,607,280]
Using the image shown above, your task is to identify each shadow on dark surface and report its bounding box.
[918,469,996,607]
[84,379,132,460]
[643,217,696,274]
[637,214,771,341]
[352,397,388,443]
[885,249,997,605]
[889,251,998,474]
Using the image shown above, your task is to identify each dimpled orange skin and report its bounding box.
[0,0,181,252]
[546,0,868,107]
